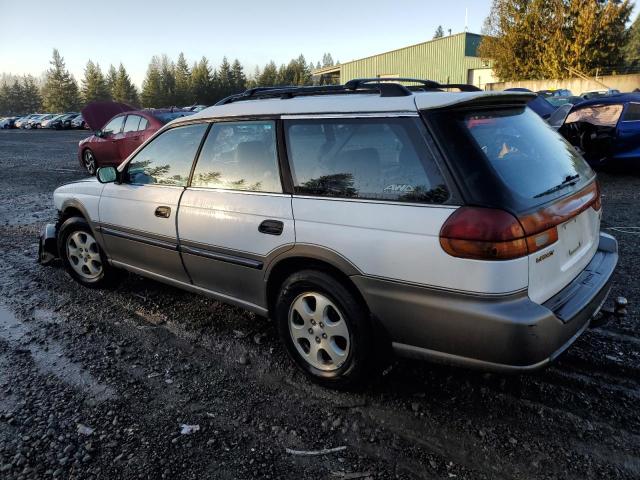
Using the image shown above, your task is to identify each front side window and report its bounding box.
[126,123,208,186]
[103,116,124,135]
[285,117,448,203]
[191,120,281,193]
[123,115,142,133]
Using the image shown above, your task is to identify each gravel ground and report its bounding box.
[0,129,638,480]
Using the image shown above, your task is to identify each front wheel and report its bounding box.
[58,217,122,288]
[82,149,96,175]
[275,270,377,389]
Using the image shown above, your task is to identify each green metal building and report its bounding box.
[313,32,495,89]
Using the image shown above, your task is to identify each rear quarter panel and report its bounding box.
[292,197,529,295]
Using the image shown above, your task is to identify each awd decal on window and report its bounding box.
[383,184,415,193]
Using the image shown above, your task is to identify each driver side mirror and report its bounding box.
[96,166,118,184]
[95,129,105,138]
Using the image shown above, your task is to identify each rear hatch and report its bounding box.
[423,97,600,304]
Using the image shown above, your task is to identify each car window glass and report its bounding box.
[126,123,208,186]
[191,121,281,193]
[285,117,448,203]
[123,115,142,133]
[623,103,640,121]
[138,117,148,131]
[565,104,623,127]
[103,116,124,135]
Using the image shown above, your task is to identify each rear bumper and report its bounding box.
[354,233,618,372]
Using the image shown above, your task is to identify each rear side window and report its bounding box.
[285,117,448,203]
[191,121,281,193]
[126,123,208,186]
[123,115,141,133]
[623,103,640,121]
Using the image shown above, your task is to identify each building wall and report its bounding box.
[486,74,640,93]
[338,33,491,85]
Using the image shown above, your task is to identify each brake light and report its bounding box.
[440,181,600,261]
[439,207,530,260]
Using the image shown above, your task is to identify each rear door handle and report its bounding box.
[155,206,171,218]
[259,220,284,235]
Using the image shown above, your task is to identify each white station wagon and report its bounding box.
[40,79,618,388]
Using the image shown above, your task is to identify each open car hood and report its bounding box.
[81,101,136,131]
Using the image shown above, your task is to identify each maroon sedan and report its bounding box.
[78,103,195,174]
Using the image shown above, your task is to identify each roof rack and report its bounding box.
[215,77,481,105]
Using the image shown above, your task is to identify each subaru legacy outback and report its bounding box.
[40,79,618,388]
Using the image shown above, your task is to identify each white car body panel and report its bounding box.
[178,189,294,256]
[528,207,601,304]
[291,197,528,294]
[53,179,104,221]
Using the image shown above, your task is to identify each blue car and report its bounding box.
[558,93,640,167]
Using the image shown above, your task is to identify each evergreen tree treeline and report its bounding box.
[0,49,337,115]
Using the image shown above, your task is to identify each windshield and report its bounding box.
[427,106,594,210]
[153,111,195,124]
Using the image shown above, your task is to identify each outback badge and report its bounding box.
[536,250,554,263]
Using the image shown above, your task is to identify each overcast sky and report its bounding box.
[0,0,494,87]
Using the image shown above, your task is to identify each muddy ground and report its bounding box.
[0,129,638,480]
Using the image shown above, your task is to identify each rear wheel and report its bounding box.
[275,270,376,389]
[82,149,96,175]
[58,217,122,288]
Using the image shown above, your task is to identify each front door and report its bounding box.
[98,123,209,282]
[177,120,294,308]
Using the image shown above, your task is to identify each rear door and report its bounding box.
[178,120,294,308]
[617,102,640,159]
[99,123,208,282]
[119,114,144,160]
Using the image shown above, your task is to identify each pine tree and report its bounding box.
[41,49,80,112]
[231,59,246,93]
[106,65,117,98]
[434,25,445,38]
[159,54,177,106]
[175,52,192,105]
[141,56,164,107]
[191,57,213,104]
[81,60,110,104]
[258,61,278,86]
[322,53,334,67]
[112,64,139,106]
[217,57,233,100]
[21,76,42,113]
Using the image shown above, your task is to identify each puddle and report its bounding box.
[0,304,116,403]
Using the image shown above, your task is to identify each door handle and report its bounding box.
[155,206,171,218]
[259,219,284,235]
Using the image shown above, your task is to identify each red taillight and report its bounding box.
[440,181,601,261]
[439,207,530,260]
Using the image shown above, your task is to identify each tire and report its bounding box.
[82,149,96,175]
[275,269,377,389]
[58,217,122,288]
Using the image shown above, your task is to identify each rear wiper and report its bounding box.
[533,174,580,198]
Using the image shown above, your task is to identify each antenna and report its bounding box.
[465,8,469,32]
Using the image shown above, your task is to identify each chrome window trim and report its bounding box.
[185,186,291,197]
[291,194,460,209]
[281,112,419,119]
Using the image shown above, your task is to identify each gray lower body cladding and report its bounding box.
[353,233,618,372]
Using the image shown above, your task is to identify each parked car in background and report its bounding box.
[538,88,574,98]
[78,107,195,174]
[0,116,18,129]
[71,114,87,129]
[40,114,65,129]
[580,89,621,100]
[46,112,79,129]
[558,93,640,167]
[27,114,57,129]
[43,79,617,388]
[505,88,557,120]
[15,114,41,128]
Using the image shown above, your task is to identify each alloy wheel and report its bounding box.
[288,292,351,371]
[66,231,102,279]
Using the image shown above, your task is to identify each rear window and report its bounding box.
[427,107,594,210]
[285,117,449,204]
